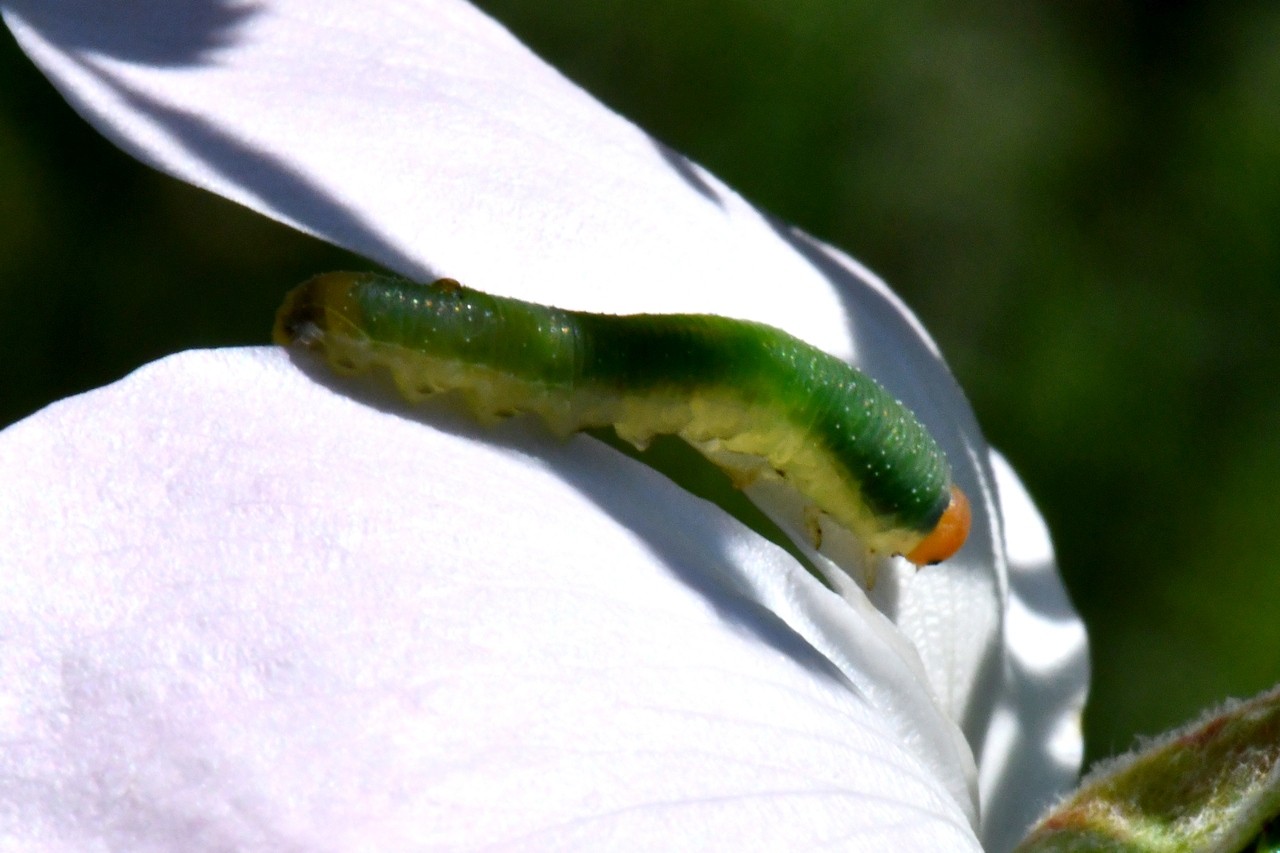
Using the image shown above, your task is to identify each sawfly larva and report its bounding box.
[275,272,970,567]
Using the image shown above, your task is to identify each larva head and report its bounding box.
[904,485,971,566]
[273,272,367,350]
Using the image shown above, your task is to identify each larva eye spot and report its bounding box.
[273,275,330,349]
[904,485,971,567]
[274,273,370,350]
[281,317,325,350]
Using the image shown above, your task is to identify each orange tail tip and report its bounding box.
[905,485,971,567]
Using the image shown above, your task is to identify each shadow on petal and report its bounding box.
[4,0,260,67]
[96,76,427,277]
[651,139,725,207]
[279,345,860,694]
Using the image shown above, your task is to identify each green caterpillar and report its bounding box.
[274,272,970,567]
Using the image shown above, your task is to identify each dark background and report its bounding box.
[2,1,1277,768]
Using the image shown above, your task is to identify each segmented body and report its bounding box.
[275,272,969,565]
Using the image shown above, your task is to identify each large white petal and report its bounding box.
[2,0,1090,839]
[0,349,981,850]
[3,0,997,719]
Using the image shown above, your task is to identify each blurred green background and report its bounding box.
[1,1,1277,768]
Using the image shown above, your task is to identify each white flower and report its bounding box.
[0,1,1087,850]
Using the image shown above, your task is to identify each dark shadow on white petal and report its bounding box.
[979,553,1090,850]
[3,0,260,67]
[554,437,855,686]
[652,140,724,207]
[281,347,864,697]
[4,0,429,280]
[86,60,429,280]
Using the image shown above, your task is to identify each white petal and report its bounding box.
[4,0,1002,706]
[7,0,860,350]
[4,0,1091,830]
[975,451,1090,850]
[0,349,981,850]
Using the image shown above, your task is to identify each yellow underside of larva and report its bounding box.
[322,335,925,560]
